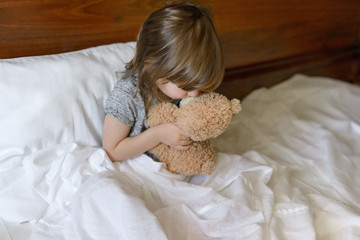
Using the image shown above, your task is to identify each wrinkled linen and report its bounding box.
[213,74,360,239]
[1,74,360,239]
[24,146,272,240]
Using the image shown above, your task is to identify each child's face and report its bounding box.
[157,78,200,100]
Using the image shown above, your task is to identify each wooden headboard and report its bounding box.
[1,0,359,99]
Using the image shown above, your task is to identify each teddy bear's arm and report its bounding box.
[147,102,178,127]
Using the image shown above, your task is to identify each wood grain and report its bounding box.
[218,46,360,99]
[1,1,359,63]
[1,0,359,91]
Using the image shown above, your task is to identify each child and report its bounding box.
[102,2,224,162]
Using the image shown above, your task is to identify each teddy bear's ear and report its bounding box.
[230,99,242,114]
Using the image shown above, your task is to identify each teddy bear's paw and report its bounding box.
[200,160,215,175]
[166,164,178,174]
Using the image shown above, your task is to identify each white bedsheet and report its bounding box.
[1,74,360,239]
[23,146,271,240]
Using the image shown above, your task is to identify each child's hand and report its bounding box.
[158,123,193,150]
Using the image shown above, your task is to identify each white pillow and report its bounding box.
[0,42,136,161]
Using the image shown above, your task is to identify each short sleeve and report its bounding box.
[104,80,137,127]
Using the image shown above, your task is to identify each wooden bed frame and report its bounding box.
[1,0,359,99]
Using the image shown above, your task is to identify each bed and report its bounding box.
[1,0,360,239]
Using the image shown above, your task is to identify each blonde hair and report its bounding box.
[124,2,224,109]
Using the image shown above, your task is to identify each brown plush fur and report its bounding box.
[147,92,241,175]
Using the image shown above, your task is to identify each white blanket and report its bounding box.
[1,74,360,239]
[21,146,271,240]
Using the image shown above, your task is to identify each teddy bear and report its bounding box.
[147,92,241,176]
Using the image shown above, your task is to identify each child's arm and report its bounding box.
[102,114,193,162]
